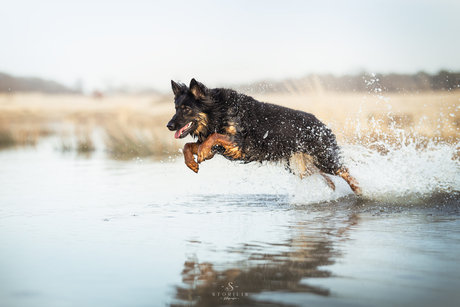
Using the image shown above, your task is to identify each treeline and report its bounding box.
[2,70,459,94]
[237,70,460,94]
[0,72,80,94]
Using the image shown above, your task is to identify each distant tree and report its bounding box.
[0,72,81,94]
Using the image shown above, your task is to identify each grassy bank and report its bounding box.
[0,91,458,159]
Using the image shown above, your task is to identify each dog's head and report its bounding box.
[167,78,210,139]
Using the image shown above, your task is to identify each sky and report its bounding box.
[1,0,459,93]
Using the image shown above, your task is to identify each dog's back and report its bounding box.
[212,91,342,175]
[167,79,361,195]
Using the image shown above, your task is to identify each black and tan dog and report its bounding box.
[167,79,361,195]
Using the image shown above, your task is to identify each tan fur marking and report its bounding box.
[289,153,335,190]
[197,112,208,123]
[289,153,317,178]
[197,133,245,163]
[190,87,204,100]
[192,112,209,138]
[223,145,244,159]
[224,125,237,135]
[194,124,207,135]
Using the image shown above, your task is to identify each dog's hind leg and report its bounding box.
[197,133,244,163]
[337,167,361,195]
[289,153,335,190]
[319,172,336,190]
[183,142,200,173]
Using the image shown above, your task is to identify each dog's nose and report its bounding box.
[167,122,175,131]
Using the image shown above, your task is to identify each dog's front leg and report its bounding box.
[183,142,200,173]
[197,133,243,163]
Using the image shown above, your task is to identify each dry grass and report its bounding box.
[0,118,52,149]
[76,134,96,153]
[0,92,183,158]
[250,91,460,142]
[104,121,180,159]
[0,128,15,148]
[0,91,458,158]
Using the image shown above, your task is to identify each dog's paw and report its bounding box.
[185,158,199,173]
[322,175,336,191]
[352,185,362,196]
[197,145,212,164]
[186,160,199,173]
[184,149,199,173]
[196,150,204,164]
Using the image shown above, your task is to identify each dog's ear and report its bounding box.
[171,80,184,97]
[189,78,207,100]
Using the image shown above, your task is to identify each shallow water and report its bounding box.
[0,140,460,307]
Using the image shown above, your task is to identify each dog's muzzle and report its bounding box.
[167,120,176,131]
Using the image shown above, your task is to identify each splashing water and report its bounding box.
[342,138,459,203]
[289,173,353,204]
[291,135,459,205]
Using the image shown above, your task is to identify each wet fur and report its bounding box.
[167,79,361,194]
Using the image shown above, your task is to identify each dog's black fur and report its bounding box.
[167,79,360,194]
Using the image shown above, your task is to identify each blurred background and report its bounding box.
[2,2,460,306]
[1,0,459,158]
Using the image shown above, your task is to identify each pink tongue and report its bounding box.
[174,130,181,139]
[174,123,189,139]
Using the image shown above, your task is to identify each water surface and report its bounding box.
[0,141,459,307]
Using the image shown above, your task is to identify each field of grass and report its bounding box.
[0,91,459,159]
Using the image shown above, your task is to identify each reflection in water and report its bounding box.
[2,145,459,307]
[171,209,359,306]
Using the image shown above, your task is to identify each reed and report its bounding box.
[0,120,52,148]
[104,121,182,159]
[76,129,96,153]
[0,91,458,159]
[58,136,73,152]
[0,128,15,148]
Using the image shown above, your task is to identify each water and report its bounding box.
[0,139,459,307]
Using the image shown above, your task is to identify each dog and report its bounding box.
[167,79,361,195]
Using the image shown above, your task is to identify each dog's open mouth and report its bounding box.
[174,121,195,139]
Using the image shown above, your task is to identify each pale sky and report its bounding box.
[1,0,459,92]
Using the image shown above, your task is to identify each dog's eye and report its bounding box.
[184,106,192,113]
